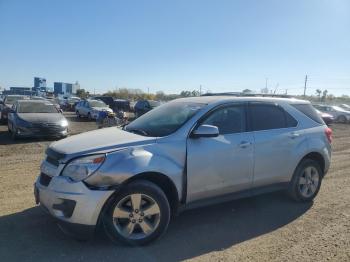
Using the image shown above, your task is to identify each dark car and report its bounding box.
[114,99,130,112]
[134,100,160,118]
[92,96,115,109]
[0,95,28,123]
[7,100,69,140]
[315,109,334,126]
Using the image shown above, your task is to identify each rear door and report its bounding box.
[186,103,254,202]
[248,102,299,187]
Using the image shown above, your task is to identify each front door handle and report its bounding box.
[289,132,300,139]
[239,141,252,148]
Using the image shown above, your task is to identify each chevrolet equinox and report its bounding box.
[34,96,332,245]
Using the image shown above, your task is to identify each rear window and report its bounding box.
[292,104,324,124]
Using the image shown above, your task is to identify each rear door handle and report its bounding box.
[289,132,300,139]
[239,141,252,148]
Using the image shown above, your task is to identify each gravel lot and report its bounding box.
[0,112,349,262]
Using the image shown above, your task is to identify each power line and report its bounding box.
[303,75,308,97]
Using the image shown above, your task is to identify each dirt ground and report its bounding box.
[0,112,349,262]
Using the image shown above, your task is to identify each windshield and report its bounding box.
[17,102,58,113]
[5,96,26,104]
[333,106,346,111]
[89,100,107,107]
[125,101,205,137]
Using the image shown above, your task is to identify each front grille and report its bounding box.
[30,123,64,135]
[39,173,52,187]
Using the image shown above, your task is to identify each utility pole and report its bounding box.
[303,75,308,97]
[199,85,202,96]
[147,87,149,95]
[265,78,268,89]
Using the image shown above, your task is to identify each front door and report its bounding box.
[186,104,254,203]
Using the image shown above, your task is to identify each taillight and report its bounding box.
[325,127,333,144]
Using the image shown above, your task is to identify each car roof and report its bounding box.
[173,96,310,105]
[17,99,53,104]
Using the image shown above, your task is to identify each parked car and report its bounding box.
[134,100,160,118]
[75,99,113,120]
[35,96,332,245]
[92,96,115,109]
[114,99,131,112]
[315,109,334,126]
[0,95,28,123]
[339,104,350,111]
[7,100,68,140]
[313,104,350,123]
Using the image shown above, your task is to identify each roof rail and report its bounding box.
[201,92,294,98]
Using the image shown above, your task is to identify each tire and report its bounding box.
[103,180,171,246]
[288,159,323,202]
[337,115,347,123]
[88,112,92,121]
[76,111,81,118]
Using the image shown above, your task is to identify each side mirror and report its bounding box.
[191,124,219,138]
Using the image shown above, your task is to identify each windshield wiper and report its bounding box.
[125,128,149,136]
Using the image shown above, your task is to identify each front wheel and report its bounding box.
[103,180,170,246]
[337,115,347,123]
[288,159,323,202]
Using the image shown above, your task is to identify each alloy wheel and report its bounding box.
[298,166,319,198]
[112,193,161,240]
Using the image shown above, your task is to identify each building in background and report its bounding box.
[33,77,47,92]
[54,82,76,96]
[4,87,34,96]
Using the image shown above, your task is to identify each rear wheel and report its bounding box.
[288,159,323,202]
[103,180,170,246]
[76,111,81,118]
[88,112,92,121]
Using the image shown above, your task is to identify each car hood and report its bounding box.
[92,107,112,112]
[320,112,333,118]
[49,127,156,159]
[17,113,66,123]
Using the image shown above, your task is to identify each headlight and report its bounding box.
[60,119,68,127]
[61,154,105,182]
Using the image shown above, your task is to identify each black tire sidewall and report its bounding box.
[103,180,171,246]
[289,159,323,202]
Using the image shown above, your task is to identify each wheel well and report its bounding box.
[301,152,325,174]
[124,172,180,215]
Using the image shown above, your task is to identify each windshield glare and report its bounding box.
[125,101,205,137]
[6,96,26,104]
[18,102,58,113]
[89,100,107,107]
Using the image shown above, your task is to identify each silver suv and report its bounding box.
[34,96,332,245]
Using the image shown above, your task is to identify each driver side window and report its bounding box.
[202,105,245,135]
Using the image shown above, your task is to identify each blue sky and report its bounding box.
[0,0,349,96]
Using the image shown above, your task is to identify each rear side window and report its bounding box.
[292,104,324,124]
[249,103,297,131]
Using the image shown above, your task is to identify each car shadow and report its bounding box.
[0,192,312,262]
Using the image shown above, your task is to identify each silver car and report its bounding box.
[35,96,332,245]
[313,104,350,123]
[75,99,113,120]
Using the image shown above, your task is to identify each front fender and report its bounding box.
[84,146,184,199]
